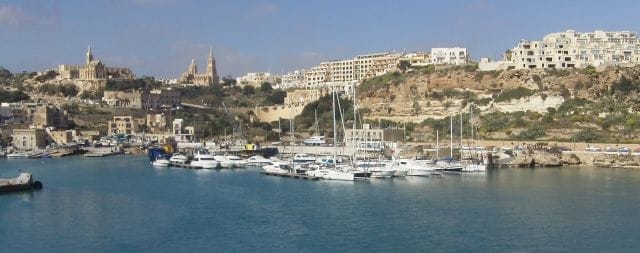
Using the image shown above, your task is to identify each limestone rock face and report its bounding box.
[358,66,640,123]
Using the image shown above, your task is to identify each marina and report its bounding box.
[1,155,640,252]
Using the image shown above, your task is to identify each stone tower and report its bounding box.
[188,58,197,75]
[86,45,93,65]
[207,47,219,85]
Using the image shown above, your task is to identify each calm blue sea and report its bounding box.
[1,155,640,252]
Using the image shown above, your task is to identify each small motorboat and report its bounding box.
[151,156,170,167]
[169,153,189,164]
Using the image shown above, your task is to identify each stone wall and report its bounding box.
[253,105,305,123]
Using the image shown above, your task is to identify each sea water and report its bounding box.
[1,156,640,252]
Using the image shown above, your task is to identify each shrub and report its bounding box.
[494,87,535,103]
[516,126,546,140]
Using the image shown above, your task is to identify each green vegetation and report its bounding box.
[105,76,162,91]
[358,72,405,95]
[515,126,546,140]
[494,87,535,103]
[293,94,354,136]
[0,88,30,102]
[38,83,78,97]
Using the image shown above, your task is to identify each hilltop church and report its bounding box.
[179,49,219,86]
[58,46,134,80]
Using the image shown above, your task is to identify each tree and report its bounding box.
[398,60,411,73]
[260,82,273,93]
[60,83,79,97]
[265,90,286,104]
[0,89,29,102]
[0,67,13,79]
[242,85,256,96]
[412,101,421,116]
[221,75,236,86]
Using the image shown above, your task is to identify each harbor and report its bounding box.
[2,155,640,252]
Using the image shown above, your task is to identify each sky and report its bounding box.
[1,0,640,78]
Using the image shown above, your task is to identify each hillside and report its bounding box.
[356,65,640,142]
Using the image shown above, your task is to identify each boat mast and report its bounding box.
[436,129,439,159]
[460,112,463,158]
[450,116,453,158]
[352,82,357,164]
[470,105,474,147]
[332,83,337,169]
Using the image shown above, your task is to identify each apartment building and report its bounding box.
[304,62,331,87]
[431,48,469,65]
[280,70,306,88]
[510,30,640,69]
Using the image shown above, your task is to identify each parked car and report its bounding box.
[618,147,630,152]
[605,146,617,152]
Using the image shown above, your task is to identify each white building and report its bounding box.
[510,30,640,69]
[280,70,306,88]
[304,62,331,87]
[236,72,280,87]
[431,47,469,65]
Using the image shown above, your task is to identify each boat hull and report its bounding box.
[370,170,395,178]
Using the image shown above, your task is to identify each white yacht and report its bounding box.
[307,167,355,181]
[246,155,272,167]
[151,156,170,167]
[303,136,326,146]
[213,155,234,168]
[355,160,394,178]
[435,157,464,172]
[225,155,248,168]
[262,160,290,174]
[169,153,189,164]
[191,152,219,169]
[398,159,437,177]
[292,153,316,163]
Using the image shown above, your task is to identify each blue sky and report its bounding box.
[1,0,639,78]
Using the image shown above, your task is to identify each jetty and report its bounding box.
[0,173,43,193]
[260,171,321,180]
